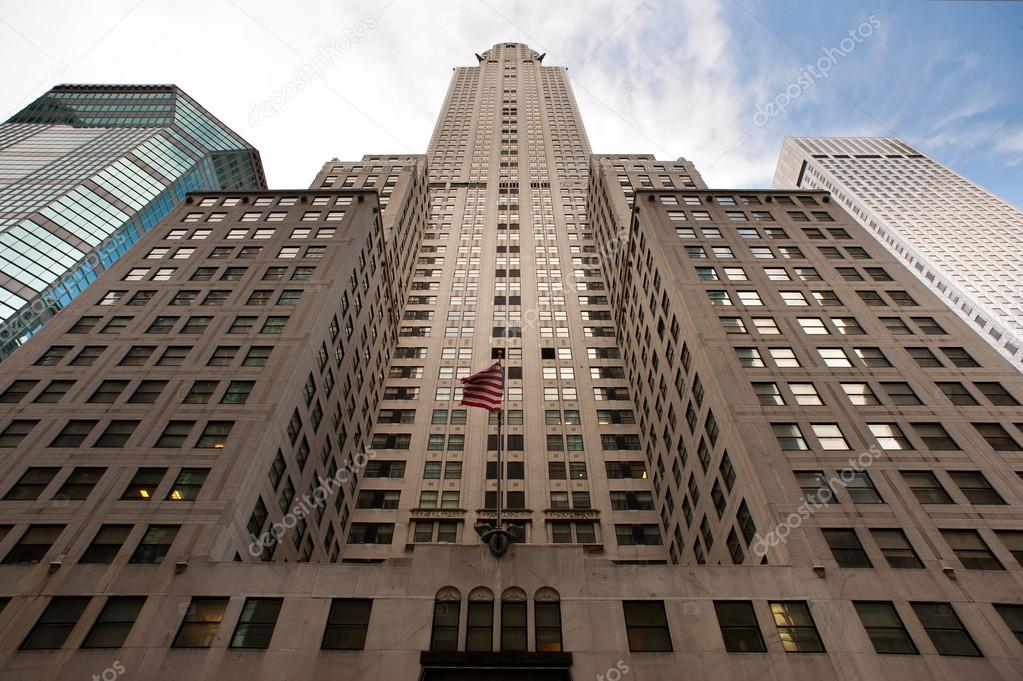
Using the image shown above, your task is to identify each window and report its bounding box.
[260,316,289,333]
[615,524,662,545]
[910,602,982,656]
[773,424,807,450]
[769,601,825,653]
[798,317,828,335]
[208,346,239,366]
[55,467,104,500]
[942,530,1003,570]
[975,382,1019,406]
[243,346,273,366]
[735,347,764,367]
[20,597,90,650]
[880,317,912,335]
[901,471,952,504]
[4,467,58,500]
[94,420,138,447]
[752,382,784,406]
[769,347,800,367]
[623,601,672,652]
[32,379,73,403]
[913,317,945,335]
[221,381,255,405]
[347,523,394,544]
[0,420,38,447]
[812,423,849,450]
[155,421,194,448]
[822,528,872,567]
[128,380,166,404]
[854,347,891,367]
[714,601,766,652]
[842,382,879,406]
[157,346,190,366]
[117,345,153,366]
[35,345,71,366]
[937,382,978,405]
[501,596,527,651]
[752,317,780,334]
[940,347,979,368]
[870,529,923,568]
[167,469,209,501]
[82,596,146,648]
[173,597,229,648]
[231,598,283,649]
[790,383,822,406]
[430,595,460,651]
[720,317,746,334]
[817,348,851,367]
[85,378,131,405]
[794,471,835,505]
[49,420,96,447]
[994,604,1023,646]
[466,597,493,651]
[882,382,921,405]
[854,602,918,655]
[220,267,247,281]
[3,524,64,564]
[535,597,563,652]
[869,423,910,450]
[844,470,883,503]
[996,531,1023,567]
[121,467,167,500]
[196,421,233,448]
[129,524,179,563]
[80,525,131,563]
[780,291,808,306]
[949,471,1004,505]
[912,423,957,450]
[973,423,1021,451]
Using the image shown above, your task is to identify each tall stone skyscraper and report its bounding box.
[0,45,1020,680]
[0,85,266,358]
[774,137,1023,371]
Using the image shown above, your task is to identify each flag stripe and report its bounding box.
[460,361,504,413]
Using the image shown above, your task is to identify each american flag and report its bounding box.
[460,361,504,413]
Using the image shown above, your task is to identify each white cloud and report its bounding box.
[0,0,1017,204]
[0,0,786,189]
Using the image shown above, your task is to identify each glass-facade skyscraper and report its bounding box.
[0,84,266,357]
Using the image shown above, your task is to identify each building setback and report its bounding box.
[774,136,1023,372]
[0,85,266,358]
[0,44,1020,680]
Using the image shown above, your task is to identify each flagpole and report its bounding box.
[496,405,502,530]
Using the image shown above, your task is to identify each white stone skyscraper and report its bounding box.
[774,136,1023,371]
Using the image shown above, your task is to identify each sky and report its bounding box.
[1,0,1022,208]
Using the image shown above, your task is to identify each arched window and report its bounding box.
[534,587,562,652]
[430,587,460,651]
[501,587,528,651]
[466,587,494,651]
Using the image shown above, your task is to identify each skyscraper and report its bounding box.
[0,45,1020,680]
[0,85,266,358]
[774,136,1023,371]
